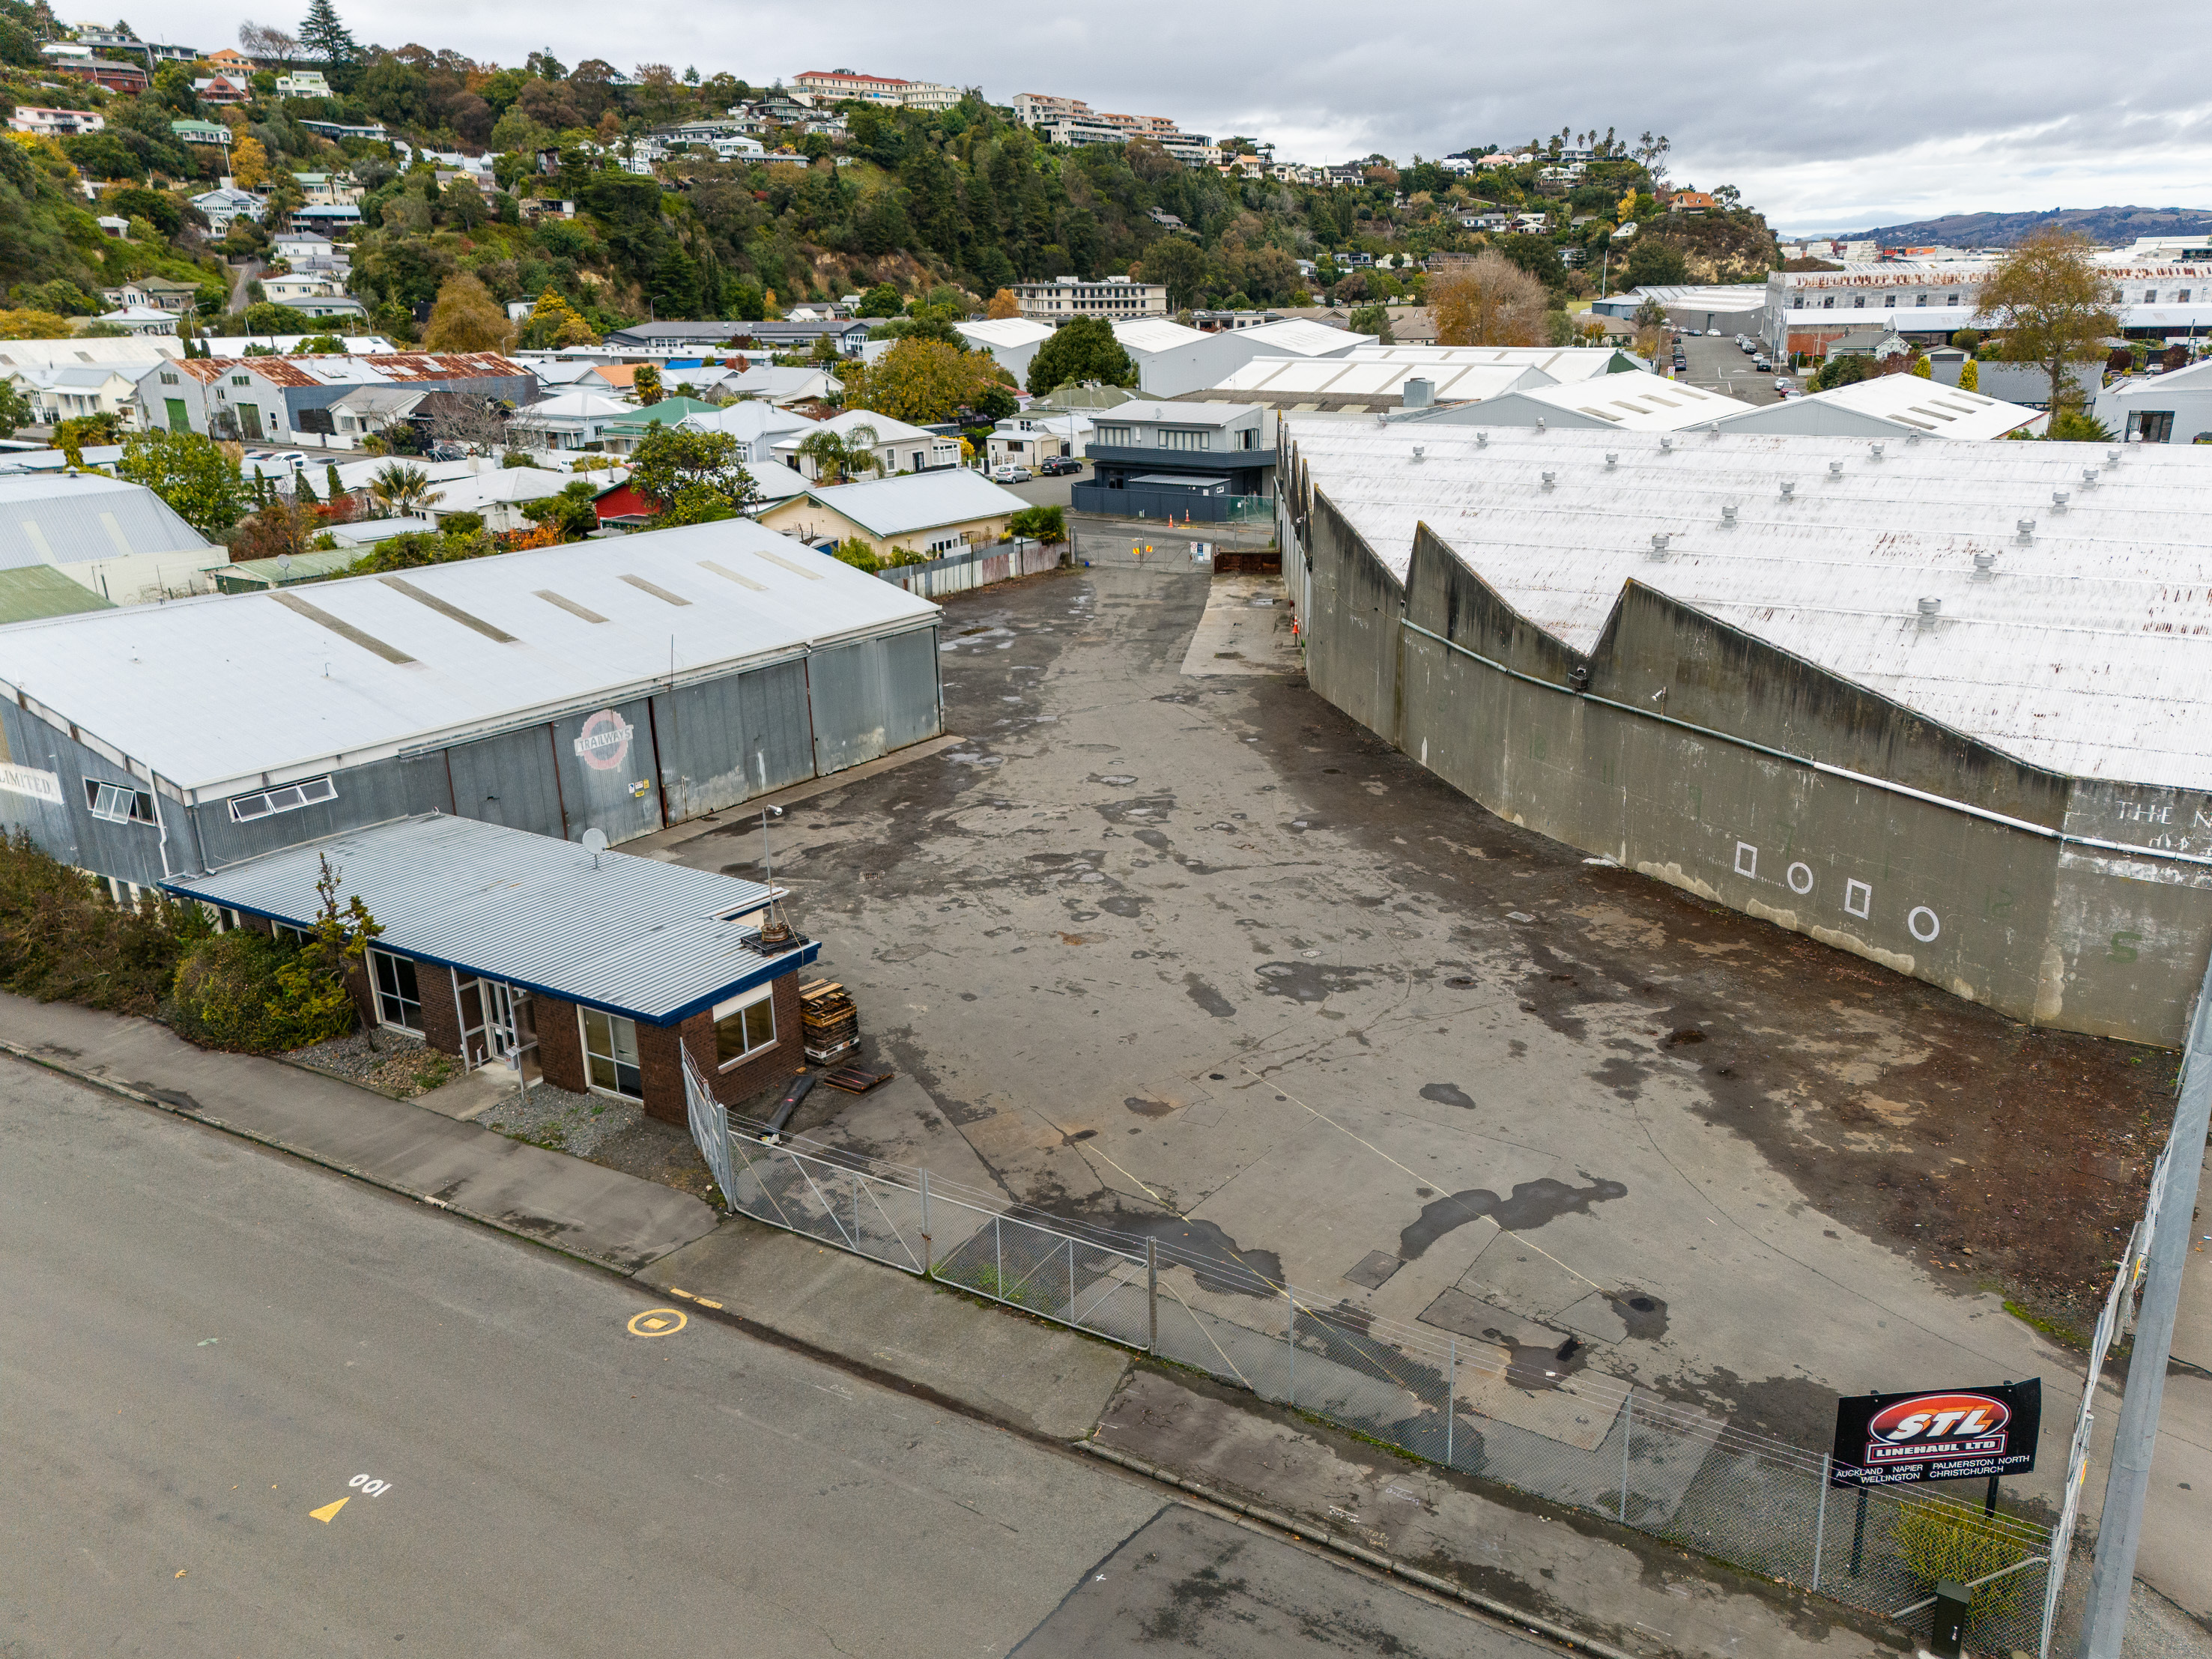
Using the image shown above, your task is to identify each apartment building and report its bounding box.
[8,106,104,137]
[790,69,955,110]
[1012,276,1168,324]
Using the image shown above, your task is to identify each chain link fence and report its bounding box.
[681,1055,2052,1653]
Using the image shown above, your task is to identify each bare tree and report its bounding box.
[421,392,512,455]
[1429,252,1550,348]
[237,20,298,61]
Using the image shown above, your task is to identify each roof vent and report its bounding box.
[1649,532,1672,559]
[1402,375,1434,409]
[1917,595,1942,628]
[1659,435,1674,452]
[1869,440,1885,459]
[2081,467,2099,487]
[2106,447,2121,464]
[2016,518,2036,543]
[1721,503,1738,524]
[2051,488,2069,511]
[1541,470,1556,488]
[1536,416,1547,432]
[1828,459,1844,478]
[1905,430,1921,444]
[1605,452,1618,469]
[1706,421,1721,439]
[1972,551,1996,577]
[1410,445,1425,464]
[1475,431,1488,448]
[1779,479,1796,499]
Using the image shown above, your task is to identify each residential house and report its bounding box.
[2091,357,2212,446]
[191,74,251,105]
[58,58,148,93]
[715,364,843,406]
[284,204,363,239]
[193,184,263,237]
[271,230,339,263]
[790,69,915,105]
[274,69,333,97]
[1073,401,1273,519]
[5,365,145,431]
[95,216,130,238]
[593,456,808,528]
[138,354,537,446]
[113,277,202,315]
[169,118,231,148]
[598,398,727,456]
[771,409,961,479]
[419,465,599,534]
[677,399,817,464]
[289,172,364,207]
[503,389,631,451]
[94,306,178,337]
[261,273,345,306]
[9,107,105,137]
[759,470,1029,559]
[985,410,1091,470]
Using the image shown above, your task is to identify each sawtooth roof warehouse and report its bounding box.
[1279,422,2212,1046]
[0,521,943,1125]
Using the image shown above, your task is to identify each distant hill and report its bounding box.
[1818,205,2212,248]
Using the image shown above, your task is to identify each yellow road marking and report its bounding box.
[627,1308,687,1338]
[309,1497,348,1523]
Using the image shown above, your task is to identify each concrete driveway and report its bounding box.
[654,556,2168,1529]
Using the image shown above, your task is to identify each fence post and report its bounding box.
[1146,1237,1158,1354]
[1446,1338,1455,1469]
[852,1172,861,1247]
[1067,1237,1076,1321]
[1285,1290,1296,1407]
[1619,1392,1634,1523]
[919,1168,932,1276]
[1849,1486,1868,1577]
[1813,1455,1831,1591]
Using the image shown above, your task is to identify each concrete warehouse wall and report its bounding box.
[1283,489,2212,1047]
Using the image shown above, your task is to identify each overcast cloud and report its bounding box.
[175,0,2212,231]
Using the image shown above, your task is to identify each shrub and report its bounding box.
[0,832,207,1014]
[1008,503,1065,545]
[168,929,357,1053]
[1891,1494,2034,1619]
[830,536,880,573]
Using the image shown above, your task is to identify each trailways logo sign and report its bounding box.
[1829,1380,2041,1487]
[572,709,635,772]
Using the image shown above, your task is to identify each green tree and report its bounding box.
[794,424,882,483]
[1975,227,2121,415]
[421,272,511,353]
[855,282,903,318]
[1007,504,1065,545]
[626,425,757,522]
[0,380,29,441]
[520,480,603,539]
[298,0,358,73]
[633,363,664,405]
[1958,359,1979,392]
[1025,317,1138,396]
[2045,407,2113,442]
[1346,303,1393,343]
[840,338,1008,425]
[1140,238,1209,312]
[52,413,122,462]
[115,430,249,536]
[368,463,445,516]
[1622,239,1690,289]
[241,301,318,336]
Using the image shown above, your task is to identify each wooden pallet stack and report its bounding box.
[798,979,859,1064]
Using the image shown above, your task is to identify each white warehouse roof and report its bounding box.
[1714,375,2039,441]
[0,472,211,569]
[1287,419,2212,787]
[1408,371,1751,431]
[1204,356,1548,404]
[1347,345,1643,382]
[0,518,937,798]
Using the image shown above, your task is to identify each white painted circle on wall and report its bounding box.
[1787,862,1813,895]
[1907,906,1941,943]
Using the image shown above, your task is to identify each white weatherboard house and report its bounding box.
[2091,358,2212,446]
[772,410,960,480]
[757,470,1028,559]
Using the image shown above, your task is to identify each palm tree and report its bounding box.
[368,462,443,517]
[794,423,882,483]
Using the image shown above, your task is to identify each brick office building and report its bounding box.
[168,814,816,1123]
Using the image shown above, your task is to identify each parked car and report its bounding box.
[1753,356,1772,371]
[988,463,1029,484]
[1740,339,1757,354]
[1037,455,1081,476]
[242,448,306,470]
[1773,376,1795,392]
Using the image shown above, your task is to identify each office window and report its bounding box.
[1158,428,1210,450]
[1094,425,1133,446]
[714,986,776,1067]
[2143,289,2157,303]
[1822,297,1834,309]
[1854,296,1865,308]
[1883,294,1896,307]
[85,779,157,824]
[228,774,336,822]
[1235,427,1258,449]
[370,949,422,1032]
[1915,294,1927,306]
[581,1007,643,1099]
[2179,289,2193,303]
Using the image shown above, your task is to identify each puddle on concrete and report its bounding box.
[1397,1177,1630,1261]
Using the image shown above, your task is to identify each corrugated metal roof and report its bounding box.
[1229,318,1370,357]
[0,472,213,569]
[1113,318,1210,355]
[0,517,938,795]
[177,353,529,389]
[956,318,1055,348]
[0,563,115,623]
[1347,345,1640,382]
[1212,356,1545,402]
[1715,375,2037,440]
[163,815,810,1025]
[1288,419,2212,787]
[796,470,1028,537]
[1404,372,1749,431]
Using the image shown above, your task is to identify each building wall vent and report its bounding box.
[1402,376,1434,409]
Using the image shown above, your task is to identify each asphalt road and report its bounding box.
[1670,330,1793,404]
[0,1061,1551,1659]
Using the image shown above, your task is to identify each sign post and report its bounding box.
[1828,1380,2042,1492]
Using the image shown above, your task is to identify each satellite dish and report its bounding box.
[276,552,292,574]
[581,827,609,856]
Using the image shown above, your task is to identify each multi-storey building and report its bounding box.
[1011,276,1168,325]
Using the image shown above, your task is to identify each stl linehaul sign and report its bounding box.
[1828,1380,2042,1487]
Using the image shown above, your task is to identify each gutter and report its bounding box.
[1398,617,2212,873]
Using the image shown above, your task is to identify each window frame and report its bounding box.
[579,1007,643,1100]
[369,947,423,1034]
[712,985,777,1070]
[228,774,337,823]
[85,778,157,825]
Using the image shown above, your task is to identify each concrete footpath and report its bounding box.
[7,989,2205,1659]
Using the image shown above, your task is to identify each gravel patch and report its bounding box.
[479,1081,642,1158]
[287,1030,455,1098]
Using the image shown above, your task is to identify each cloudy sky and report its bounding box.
[184,0,2212,232]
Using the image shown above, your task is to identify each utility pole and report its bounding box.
[2078,959,2212,1658]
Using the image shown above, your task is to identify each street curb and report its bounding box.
[0,1037,636,1276]
[1075,1439,1641,1659]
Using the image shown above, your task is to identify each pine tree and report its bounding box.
[298,0,357,70]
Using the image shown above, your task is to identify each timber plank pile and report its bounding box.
[799,979,858,1064]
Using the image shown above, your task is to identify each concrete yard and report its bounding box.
[647,551,2172,1520]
